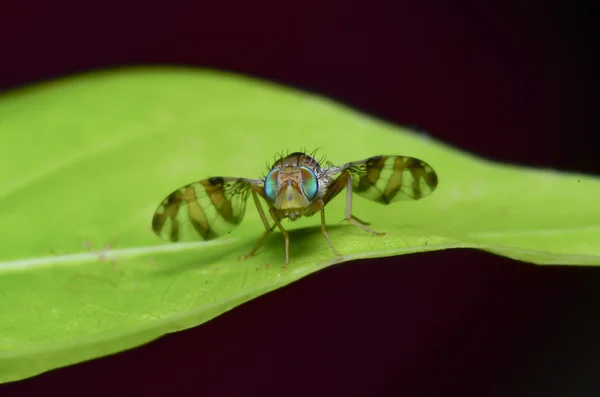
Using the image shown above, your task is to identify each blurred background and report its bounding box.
[1,0,598,396]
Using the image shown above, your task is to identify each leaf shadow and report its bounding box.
[148,223,359,276]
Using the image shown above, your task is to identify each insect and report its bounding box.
[152,151,438,267]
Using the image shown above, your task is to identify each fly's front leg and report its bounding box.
[239,223,275,261]
[313,199,341,256]
[268,207,290,268]
[239,186,275,261]
[343,173,386,237]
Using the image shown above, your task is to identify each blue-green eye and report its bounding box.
[264,168,280,201]
[300,166,318,200]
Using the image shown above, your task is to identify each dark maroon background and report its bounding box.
[1,1,599,396]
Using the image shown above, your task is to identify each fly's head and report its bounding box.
[263,152,325,218]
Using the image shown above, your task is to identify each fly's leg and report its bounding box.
[305,198,342,258]
[238,187,275,261]
[239,224,275,261]
[269,207,290,268]
[317,199,341,256]
[343,174,386,236]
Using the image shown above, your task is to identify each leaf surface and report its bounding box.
[1,67,599,382]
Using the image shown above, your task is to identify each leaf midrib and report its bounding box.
[2,223,600,272]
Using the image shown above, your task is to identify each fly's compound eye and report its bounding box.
[300,166,318,200]
[264,168,280,202]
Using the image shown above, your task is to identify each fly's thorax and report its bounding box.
[271,152,323,172]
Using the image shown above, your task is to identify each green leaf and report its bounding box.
[1,67,599,383]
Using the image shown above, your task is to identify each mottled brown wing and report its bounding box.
[152,177,260,242]
[343,155,438,203]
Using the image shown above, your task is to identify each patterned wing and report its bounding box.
[342,155,438,203]
[152,177,260,242]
